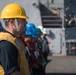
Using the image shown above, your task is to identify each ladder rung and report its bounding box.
[42,20,62,22]
[43,24,62,26]
[42,16,60,18]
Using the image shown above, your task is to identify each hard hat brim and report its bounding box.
[0,15,29,19]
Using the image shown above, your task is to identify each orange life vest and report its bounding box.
[0,32,31,75]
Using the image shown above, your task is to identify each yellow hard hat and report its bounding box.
[1,3,28,19]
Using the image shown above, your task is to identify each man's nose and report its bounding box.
[25,21,28,26]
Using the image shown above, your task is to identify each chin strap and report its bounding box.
[15,18,19,31]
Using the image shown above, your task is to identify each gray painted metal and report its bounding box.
[39,0,66,55]
[46,28,66,55]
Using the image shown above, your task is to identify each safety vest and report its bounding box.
[0,32,31,75]
[26,45,40,65]
[26,42,47,69]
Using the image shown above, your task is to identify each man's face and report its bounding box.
[24,35,32,42]
[17,18,27,35]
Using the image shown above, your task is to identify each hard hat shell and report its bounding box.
[38,25,48,34]
[25,23,39,38]
[37,28,41,33]
[37,25,44,32]
[32,28,42,38]
[25,25,33,36]
[32,28,37,38]
[25,23,36,36]
[1,3,28,19]
[36,28,42,35]
[25,31,32,36]
[43,28,47,34]
[26,23,35,29]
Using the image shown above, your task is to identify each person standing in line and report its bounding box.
[0,3,31,75]
[38,26,49,61]
[22,23,46,75]
[21,23,41,75]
